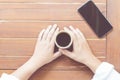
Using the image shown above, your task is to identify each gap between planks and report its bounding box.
[0,38,106,40]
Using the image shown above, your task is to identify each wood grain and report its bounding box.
[107,0,120,71]
[0,4,106,20]
[0,3,106,9]
[0,0,108,79]
[0,38,106,56]
[0,21,106,38]
[0,69,93,80]
[0,0,106,3]
[30,68,93,80]
[0,56,105,70]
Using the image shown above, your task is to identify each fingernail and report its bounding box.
[48,25,52,29]
[56,28,59,31]
[76,28,79,31]
[42,29,45,31]
[69,25,72,28]
[64,27,67,30]
[59,49,62,51]
[54,24,57,27]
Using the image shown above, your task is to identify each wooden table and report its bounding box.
[0,0,120,80]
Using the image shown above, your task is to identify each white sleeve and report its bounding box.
[0,73,19,80]
[92,62,120,80]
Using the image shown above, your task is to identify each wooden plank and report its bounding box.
[0,4,106,20]
[30,68,93,80]
[0,69,93,80]
[0,38,106,56]
[107,0,120,71]
[0,21,106,38]
[0,3,106,9]
[0,57,29,69]
[0,0,106,3]
[0,56,105,70]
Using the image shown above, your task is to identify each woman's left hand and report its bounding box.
[31,24,61,67]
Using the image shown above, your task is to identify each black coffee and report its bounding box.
[56,32,71,47]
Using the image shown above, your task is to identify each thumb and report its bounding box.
[59,49,71,57]
[53,51,61,59]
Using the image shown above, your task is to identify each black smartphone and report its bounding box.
[78,1,113,37]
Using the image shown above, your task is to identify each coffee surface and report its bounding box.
[56,32,71,47]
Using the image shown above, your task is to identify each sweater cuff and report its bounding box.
[92,62,114,80]
[0,73,19,80]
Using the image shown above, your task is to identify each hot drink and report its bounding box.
[56,32,71,47]
[55,31,72,49]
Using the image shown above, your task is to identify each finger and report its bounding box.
[60,49,76,60]
[59,49,71,57]
[69,26,79,39]
[64,27,74,39]
[53,51,62,60]
[64,27,72,34]
[68,26,80,48]
[69,26,78,35]
[50,27,59,46]
[38,29,45,41]
[42,25,52,40]
[69,26,78,40]
[47,24,57,41]
[64,27,77,51]
[76,28,86,40]
[75,28,82,39]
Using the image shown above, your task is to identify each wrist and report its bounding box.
[29,56,45,69]
[11,57,44,80]
[83,55,102,73]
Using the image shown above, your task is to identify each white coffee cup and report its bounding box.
[55,30,73,49]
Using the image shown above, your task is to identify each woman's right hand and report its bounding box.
[60,26,101,73]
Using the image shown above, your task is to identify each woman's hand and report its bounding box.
[60,26,101,73]
[12,24,61,80]
[31,24,61,66]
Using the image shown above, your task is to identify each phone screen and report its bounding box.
[78,1,113,37]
